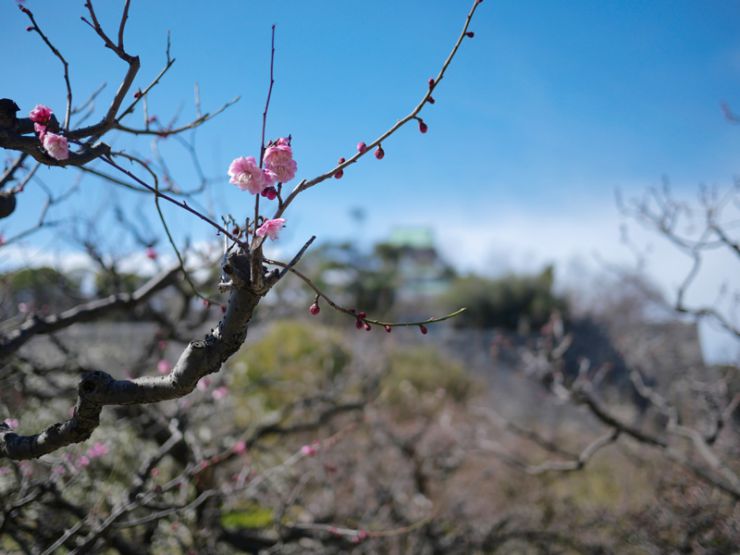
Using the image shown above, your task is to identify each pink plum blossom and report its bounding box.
[256,218,286,241]
[300,440,320,457]
[34,122,47,139]
[146,246,158,260]
[3,418,19,429]
[87,442,109,458]
[228,156,274,194]
[76,455,90,468]
[232,440,247,454]
[157,359,172,374]
[212,386,229,401]
[197,376,212,391]
[42,132,69,161]
[29,104,52,124]
[263,138,297,183]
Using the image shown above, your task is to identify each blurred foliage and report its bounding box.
[0,266,83,317]
[307,241,398,315]
[441,265,567,331]
[221,504,275,530]
[382,346,472,415]
[230,321,352,421]
[94,270,146,296]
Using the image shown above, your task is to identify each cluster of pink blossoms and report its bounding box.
[228,138,296,240]
[29,104,69,161]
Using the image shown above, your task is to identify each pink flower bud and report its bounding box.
[233,440,247,454]
[355,319,364,330]
[418,120,428,134]
[309,303,320,315]
[146,246,157,260]
[357,142,367,153]
[364,322,371,331]
[427,96,435,104]
[334,158,346,179]
[300,443,319,457]
[419,324,428,335]
[262,186,278,200]
[358,311,367,319]
[157,359,171,374]
[374,146,385,160]
[384,325,392,333]
[428,77,435,88]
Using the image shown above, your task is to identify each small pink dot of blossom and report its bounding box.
[20,461,33,476]
[151,467,160,478]
[146,247,158,260]
[29,104,52,124]
[197,376,212,391]
[42,132,69,161]
[3,418,19,429]
[212,386,229,401]
[18,302,29,314]
[157,359,172,374]
[228,156,274,195]
[256,218,286,241]
[300,441,320,457]
[77,455,90,468]
[232,440,247,454]
[87,442,109,458]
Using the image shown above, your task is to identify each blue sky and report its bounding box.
[1,1,739,358]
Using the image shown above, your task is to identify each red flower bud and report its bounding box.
[465,31,475,38]
[427,96,435,104]
[334,157,346,179]
[309,303,320,315]
[364,322,371,331]
[375,146,385,160]
[419,324,428,335]
[26,26,33,32]
[418,120,429,134]
[355,319,364,330]
[262,186,277,200]
[357,142,367,153]
[384,325,392,333]
[134,90,142,99]
[358,311,367,319]
[428,77,435,88]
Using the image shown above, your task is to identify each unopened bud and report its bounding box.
[384,325,392,333]
[427,96,435,104]
[375,146,385,160]
[309,303,320,315]
[419,324,428,335]
[428,77,435,88]
[465,31,475,38]
[357,142,367,153]
[364,322,371,331]
[418,120,428,134]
